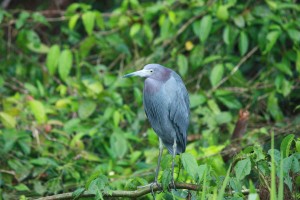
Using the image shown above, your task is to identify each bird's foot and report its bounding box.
[137,181,162,199]
[168,178,177,191]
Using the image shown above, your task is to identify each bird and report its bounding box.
[123,63,190,189]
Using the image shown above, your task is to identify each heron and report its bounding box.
[123,63,190,189]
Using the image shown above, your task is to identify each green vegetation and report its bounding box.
[0,0,299,199]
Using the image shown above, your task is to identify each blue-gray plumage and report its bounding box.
[123,63,189,189]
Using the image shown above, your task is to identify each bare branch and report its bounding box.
[34,182,200,200]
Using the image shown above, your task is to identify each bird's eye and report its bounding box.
[150,70,153,73]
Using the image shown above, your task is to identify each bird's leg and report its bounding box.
[170,139,177,190]
[154,138,164,183]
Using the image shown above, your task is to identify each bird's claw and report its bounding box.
[168,179,177,191]
[149,181,162,200]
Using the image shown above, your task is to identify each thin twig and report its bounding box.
[210,46,259,93]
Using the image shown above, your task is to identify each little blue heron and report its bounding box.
[123,63,190,189]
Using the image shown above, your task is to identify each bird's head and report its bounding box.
[123,64,171,81]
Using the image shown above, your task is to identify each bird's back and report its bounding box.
[143,70,189,155]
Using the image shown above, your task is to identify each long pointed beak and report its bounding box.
[123,69,151,78]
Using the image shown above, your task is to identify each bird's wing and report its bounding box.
[167,73,190,153]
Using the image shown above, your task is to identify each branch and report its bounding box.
[210,46,259,93]
[35,182,199,200]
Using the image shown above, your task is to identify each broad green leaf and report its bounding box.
[190,93,207,108]
[15,184,30,192]
[215,112,232,124]
[239,31,248,56]
[210,64,224,87]
[130,23,141,37]
[81,151,101,162]
[234,158,251,180]
[30,157,58,167]
[275,75,292,96]
[16,11,30,29]
[177,54,188,77]
[28,100,47,123]
[82,11,95,35]
[287,29,300,43]
[264,31,281,54]
[192,20,201,37]
[233,15,245,28]
[181,153,198,179]
[72,188,85,199]
[27,43,49,54]
[58,49,73,81]
[143,24,153,41]
[110,133,128,159]
[280,134,295,158]
[275,63,292,76]
[296,50,300,74]
[199,15,212,43]
[0,112,16,128]
[168,11,176,24]
[296,140,300,152]
[267,92,283,121]
[69,14,80,30]
[161,169,172,190]
[216,5,229,21]
[113,110,121,127]
[78,100,97,119]
[46,45,60,75]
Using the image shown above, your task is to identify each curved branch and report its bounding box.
[35,182,200,200]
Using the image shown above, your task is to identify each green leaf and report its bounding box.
[190,93,207,108]
[199,15,212,43]
[233,15,245,28]
[280,134,295,158]
[216,5,229,21]
[296,50,300,74]
[58,49,73,81]
[177,54,188,77]
[0,112,16,128]
[275,75,292,96]
[181,153,198,179]
[287,29,300,43]
[82,11,95,35]
[110,133,128,159]
[27,42,49,54]
[72,187,85,199]
[215,112,232,124]
[296,140,300,152]
[234,158,251,180]
[81,151,101,162]
[78,100,97,119]
[143,24,153,41]
[161,169,172,190]
[239,31,248,56]
[28,100,47,123]
[16,11,30,29]
[46,45,60,75]
[267,92,283,121]
[264,31,281,54]
[69,14,80,30]
[15,184,30,192]
[275,62,293,76]
[210,64,224,87]
[130,23,141,37]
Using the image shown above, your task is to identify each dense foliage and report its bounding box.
[0,0,299,199]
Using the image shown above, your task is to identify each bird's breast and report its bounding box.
[144,79,162,94]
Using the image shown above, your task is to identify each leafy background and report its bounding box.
[0,0,299,199]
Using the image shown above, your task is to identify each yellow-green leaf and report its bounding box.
[58,49,73,81]
[28,100,47,124]
[46,45,60,75]
[82,11,95,35]
[0,112,16,128]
